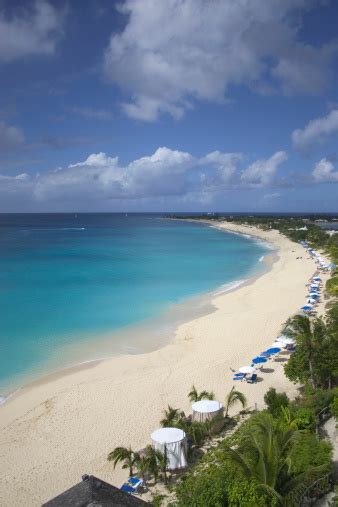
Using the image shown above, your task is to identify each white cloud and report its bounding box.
[312,158,338,182]
[0,121,24,151]
[0,147,248,207]
[2,146,285,208]
[0,1,63,63]
[241,151,288,186]
[104,0,337,121]
[292,109,338,151]
[0,147,296,211]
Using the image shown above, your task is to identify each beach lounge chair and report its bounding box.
[120,476,144,495]
[233,373,245,381]
[246,373,257,384]
[120,484,135,494]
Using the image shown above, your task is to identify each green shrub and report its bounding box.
[264,388,289,417]
[289,434,332,475]
[174,461,272,506]
[331,397,338,420]
[292,407,316,431]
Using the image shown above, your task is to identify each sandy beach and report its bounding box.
[0,222,328,506]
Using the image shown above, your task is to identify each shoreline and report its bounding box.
[0,223,272,401]
[0,222,324,506]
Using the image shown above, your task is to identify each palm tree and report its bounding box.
[156,445,169,485]
[288,315,326,389]
[160,405,185,427]
[188,385,215,402]
[107,446,138,477]
[142,445,160,483]
[222,412,328,505]
[224,386,247,418]
[134,453,148,484]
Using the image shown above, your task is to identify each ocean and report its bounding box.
[0,213,268,396]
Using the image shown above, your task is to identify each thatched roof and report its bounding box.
[42,475,151,506]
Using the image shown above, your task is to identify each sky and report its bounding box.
[1,0,338,212]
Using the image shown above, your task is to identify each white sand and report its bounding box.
[0,223,327,506]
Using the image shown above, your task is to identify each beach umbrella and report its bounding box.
[307,298,317,304]
[239,365,255,374]
[265,347,281,355]
[309,292,319,296]
[312,276,321,281]
[252,356,267,364]
[301,305,312,312]
[271,341,283,348]
[277,337,294,345]
[277,334,289,342]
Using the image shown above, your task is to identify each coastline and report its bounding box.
[0,222,270,399]
[0,222,324,506]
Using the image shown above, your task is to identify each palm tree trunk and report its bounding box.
[308,357,316,389]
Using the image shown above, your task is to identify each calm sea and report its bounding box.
[0,213,268,396]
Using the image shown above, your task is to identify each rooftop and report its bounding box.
[42,475,151,507]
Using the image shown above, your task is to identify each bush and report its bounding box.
[264,388,289,418]
[174,461,273,506]
[289,434,332,475]
[331,397,338,420]
[292,407,316,431]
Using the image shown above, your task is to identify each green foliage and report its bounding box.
[264,388,289,418]
[284,315,338,389]
[326,276,338,296]
[175,460,271,506]
[289,434,332,475]
[188,385,215,402]
[152,494,167,507]
[291,407,316,431]
[224,386,247,418]
[221,412,331,505]
[107,446,138,477]
[160,405,185,427]
[295,387,338,415]
[330,396,338,420]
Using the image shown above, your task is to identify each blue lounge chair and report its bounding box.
[246,373,257,384]
[120,484,135,494]
[233,373,245,381]
[120,477,144,495]
[128,476,142,486]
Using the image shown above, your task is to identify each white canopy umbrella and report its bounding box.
[239,365,255,374]
[308,298,317,304]
[277,335,289,342]
[151,427,187,470]
[277,337,295,345]
[192,400,223,423]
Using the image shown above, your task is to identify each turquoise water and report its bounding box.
[0,214,268,394]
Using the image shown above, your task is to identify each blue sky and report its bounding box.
[1,0,338,212]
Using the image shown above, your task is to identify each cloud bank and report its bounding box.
[104,0,338,121]
[0,147,288,210]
